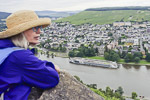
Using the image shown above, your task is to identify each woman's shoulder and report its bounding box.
[12,49,33,57]
[8,49,36,63]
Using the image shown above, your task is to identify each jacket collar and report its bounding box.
[0,38,16,49]
[0,38,36,54]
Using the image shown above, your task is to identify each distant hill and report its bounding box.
[0,12,11,20]
[0,10,81,20]
[35,10,81,18]
[86,6,150,11]
[56,6,150,25]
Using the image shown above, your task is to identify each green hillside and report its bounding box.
[56,10,150,25]
[86,6,150,11]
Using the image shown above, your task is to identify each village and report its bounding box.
[39,21,150,57]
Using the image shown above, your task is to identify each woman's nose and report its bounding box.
[36,28,41,34]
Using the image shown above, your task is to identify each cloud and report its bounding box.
[50,0,150,11]
[0,0,150,12]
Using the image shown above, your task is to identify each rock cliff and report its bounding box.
[28,70,104,100]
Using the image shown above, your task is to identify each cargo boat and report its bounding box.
[69,57,118,69]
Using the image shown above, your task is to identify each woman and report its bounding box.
[0,10,60,100]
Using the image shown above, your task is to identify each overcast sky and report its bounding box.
[0,0,150,13]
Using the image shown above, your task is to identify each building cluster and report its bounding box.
[28,21,150,55]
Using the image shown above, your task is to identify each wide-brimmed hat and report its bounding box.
[0,10,51,39]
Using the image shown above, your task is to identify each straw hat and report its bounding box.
[0,10,51,39]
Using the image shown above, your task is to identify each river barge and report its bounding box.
[69,57,118,69]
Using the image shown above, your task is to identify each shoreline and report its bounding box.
[38,50,150,66]
[118,62,150,66]
[84,56,150,66]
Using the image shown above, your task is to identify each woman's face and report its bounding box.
[23,26,42,44]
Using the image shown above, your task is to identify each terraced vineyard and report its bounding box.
[56,10,150,25]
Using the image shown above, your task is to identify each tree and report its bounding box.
[115,86,124,96]
[68,45,96,57]
[145,53,150,62]
[95,48,99,55]
[87,84,97,89]
[121,51,127,58]
[132,92,137,99]
[89,47,96,56]
[76,51,84,57]
[144,47,148,54]
[133,52,143,59]
[125,53,133,63]
[59,44,62,51]
[109,50,120,62]
[118,50,121,58]
[112,53,120,62]
[134,57,140,63]
[104,52,109,60]
[104,45,109,52]
[68,51,74,57]
[84,47,90,56]
[114,92,121,98]
[104,50,120,62]
[105,86,113,97]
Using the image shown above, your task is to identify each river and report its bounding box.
[39,54,150,99]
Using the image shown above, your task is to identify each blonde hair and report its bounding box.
[11,33,29,49]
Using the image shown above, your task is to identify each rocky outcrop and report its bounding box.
[28,70,104,100]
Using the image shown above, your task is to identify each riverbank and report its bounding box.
[86,56,150,66]
[38,49,68,58]
[38,49,150,66]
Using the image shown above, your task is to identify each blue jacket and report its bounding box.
[0,39,59,100]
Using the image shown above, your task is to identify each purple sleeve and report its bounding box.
[12,50,59,89]
[4,84,31,100]
[44,61,55,70]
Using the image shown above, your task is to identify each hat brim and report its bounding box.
[0,18,51,39]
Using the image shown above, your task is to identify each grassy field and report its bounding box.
[86,56,150,65]
[118,59,150,65]
[56,10,150,25]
